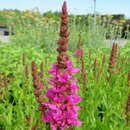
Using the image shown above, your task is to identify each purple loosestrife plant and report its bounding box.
[74,33,83,64]
[27,115,31,126]
[4,74,8,91]
[108,43,118,79]
[31,61,45,104]
[41,1,81,130]
[74,33,86,85]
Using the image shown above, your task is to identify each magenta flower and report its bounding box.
[74,49,83,57]
[41,60,81,129]
[40,1,82,130]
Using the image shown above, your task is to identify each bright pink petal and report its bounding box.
[41,84,47,88]
[72,67,80,73]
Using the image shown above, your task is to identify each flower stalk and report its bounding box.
[102,55,106,67]
[108,43,118,79]
[40,61,44,80]
[31,61,44,104]
[25,64,29,79]
[22,52,26,65]
[74,33,83,64]
[4,74,8,91]
[40,2,81,130]
[93,58,97,72]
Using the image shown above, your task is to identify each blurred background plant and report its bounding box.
[0,8,130,51]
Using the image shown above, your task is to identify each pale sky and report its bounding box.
[0,0,130,18]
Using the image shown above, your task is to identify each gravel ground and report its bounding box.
[0,35,127,47]
[0,35,10,43]
[105,39,127,47]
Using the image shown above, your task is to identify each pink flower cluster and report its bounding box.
[42,60,81,129]
[74,49,83,57]
[40,2,82,129]
[74,33,83,63]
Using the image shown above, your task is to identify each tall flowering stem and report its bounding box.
[27,115,31,126]
[4,74,8,91]
[74,33,86,85]
[81,51,87,85]
[41,1,81,130]
[22,52,26,65]
[89,49,91,60]
[31,61,47,129]
[25,64,29,79]
[93,58,97,72]
[108,43,118,79]
[25,64,29,88]
[40,61,44,80]
[74,33,83,63]
[102,55,106,67]
[31,61,44,104]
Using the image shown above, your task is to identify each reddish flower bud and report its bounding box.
[108,43,118,79]
[81,54,85,73]
[58,38,69,45]
[25,64,29,79]
[93,58,97,71]
[4,74,8,90]
[57,1,70,69]
[22,52,26,65]
[57,44,68,53]
[16,64,18,69]
[83,72,87,85]
[27,115,31,126]
[0,75,2,88]
[36,96,45,103]
[74,33,82,63]
[128,72,130,83]
[40,61,44,79]
[126,92,130,125]
[31,61,44,104]
[34,89,42,96]
[97,71,100,80]
[31,123,38,130]
[102,55,106,66]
